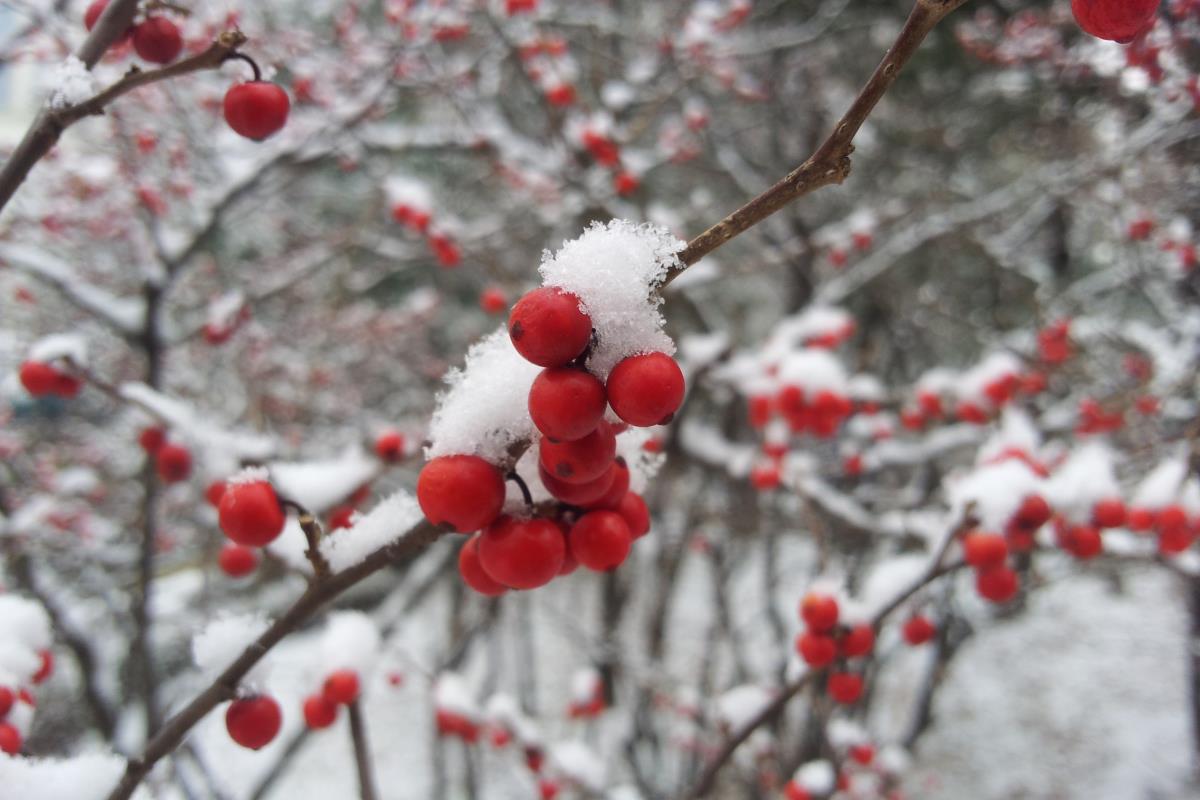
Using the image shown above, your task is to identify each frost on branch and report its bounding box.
[0,752,149,800]
[120,383,276,465]
[270,446,379,513]
[192,612,273,688]
[318,490,423,571]
[0,597,51,687]
[28,333,89,367]
[47,56,95,110]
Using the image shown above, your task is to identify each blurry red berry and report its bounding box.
[218,544,259,577]
[226,695,282,750]
[224,82,291,140]
[219,480,287,547]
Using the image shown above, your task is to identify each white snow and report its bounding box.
[47,56,95,110]
[0,596,51,685]
[793,759,836,793]
[0,752,148,800]
[318,612,380,675]
[1131,457,1189,509]
[946,459,1044,532]
[192,612,273,689]
[270,447,379,513]
[1043,443,1122,524]
[29,333,89,366]
[713,684,773,731]
[434,672,480,719]
[319,491,425,572]
[120,383,277,463]
[549,740,606,791]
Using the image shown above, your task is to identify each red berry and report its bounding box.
[955,401,988,425]
[902,615,936,646]
[1071,0,1160,42]
[19,361,58,397]
[375,430,405,462]
[303,694,338,729]
[800,592,839,633]
[323,669,360,705]
[417,455,506,532]
[568,511,633,571]
[224,82,291,140]
[1158,525,1196,555]
[218,544,259,577]
[828,672,864,704]
[617,492,650,538]
[539,462,617,506]
[1013,494,1052,529]
[613,171,640,196]
[458,536,507,596]
[0,723,20,755]
[838,624,875,658]
[849,743,875,765]
[750,462,781,491]
[796,632,837,667]
[539,424,616,484]
[480,287,508,314]
[155,443,192,483]
[225,695,282,750]
[477,516,566,589]
[976,565,1019,603]
[1127,506,1157,532]
[529,367,607,441]
[784,781,812,800]
[132,16,182,64]
[508,288,592,368]
[205,480,227,508]
[138,426,166,454]
[1157,505,1188,531]
[1064,525,1103,559]
[0,687,12,718]
[219,480,287,547]
[32,649,53,684]
[606,353,686,427]
[582,459,630,510]
[1092,498,1126,529]
[962,532,1008,570]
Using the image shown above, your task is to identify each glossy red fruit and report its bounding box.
[1064,525,1103,559]
[539,462,616,506]
[606,353,686,427]
[19,361,58,397]
[508,287,592,367]
[800,592,839,633]
[1071,0,1160,42]
[0,686,12,718]
[417,455,506,532]
[458,536,507,596]
[902,615,936,646]
[827,672,864,704]
[976,565,1019,603]
[375,430,405,462]
[796,632,837,667]
[1092,498,1126,529]
[155,443,192,483]
[962,532,1008,570]
[838,624,875,658]
[224,82,291,140]
[539,424,616,484]
[303,694,338,729]
[616,492,650,538]
[138,426,166,454]
[1013,494,1052,529]
[529,367,607,442]
[219,480,287,547]
[226,695,282,750]
[582,459,630,510]
[0,723,20,755]
[478,516,566,589]
[323,669,360,705]
[132,16,182,64]
[218,544,259,577]
[568,511,633,571]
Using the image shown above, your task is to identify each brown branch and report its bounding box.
[281,499,333,580]
[668,0,970,278]
[347,701,380,800]
[104,520,443,800]
[0,30,247,216]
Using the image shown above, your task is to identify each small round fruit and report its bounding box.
[539,462,616,506]
[962,532,1008,570]
[976,565,1019,603]
[225,695,282,750]
[1071,0,1160,43]
[796,632,837,667]
[902,615,936,646]
[568,511,633,571]
[219,480,287,547]
[0,687,13,717]
[138,426,166,454]
[323,669,360,705]
[582,459,630,510]
[800,592,839,633]
[303,694,338,729]
[539,424,616,484]
[1012,494,1052,529]
[19,361,58,397]
[132,16,182,64]
[459,536,507,596]
[155,443,192,483]
[32,650,53,684]
[838,624,875,658]
[0,723,20,755]
[1092,498,1126,529]
[606,352,686,427]
[616,491,650,538]
[477,516,566,589]
[528,367,607,442]
[417,455,506,533]
[374,430,405,462]
[507,288,592,367]
[224,82,291,140]
[218,544,259,577]
[827,672,864,704]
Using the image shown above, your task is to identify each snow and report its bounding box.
[793,759,836,793]
[425,328,541,463]
[319,491,425,572]
[205,290,245,329]
[713,684,774,731]
[539,219,684,379]
[569,667,602,703]
[776,348,849,394]
[0,596,51,685]
[227,466,270,487]
[318,612,380,674]
[47,56,95,110]
[956,352,1021,404]
[120,383,277,464]
[192,612,273,689]
[270,446,379,513]
[434,672,479,719]
[383,175,433,213]
[1043,442,1122,523]
[549,740,606,791]
[0,752,148,800]
[28,332,89,366]
[1131,457,1189,509]
[946,459,1043,531]
[0,245,144,335]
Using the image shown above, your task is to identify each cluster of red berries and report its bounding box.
[85,0,182,64]
[793,593,872,705]
[18,360,80,399]
[302,668,360,729]
[225,694,282,750]
[138,426,193,484]
[750,384,855,439]
[578,128,640,197]
[825,230,874,269]
[1128,502,1199,554]
[1076,397,1125,435]
[389,201,461,267]
[1071,0,1160,43]
[1037,319,1073,365]
[0,652,53,755]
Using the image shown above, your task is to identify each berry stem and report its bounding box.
[507,471,534,508]
[223,51,263,83]
[347,700,380,800]
[280,498,332,580]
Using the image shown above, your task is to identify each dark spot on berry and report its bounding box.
[510,321,524,341]
[555,462,573,478]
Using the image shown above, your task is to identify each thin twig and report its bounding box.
[347,701,380,800]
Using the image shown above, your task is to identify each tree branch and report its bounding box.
[347,701,380,800]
